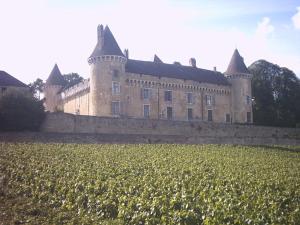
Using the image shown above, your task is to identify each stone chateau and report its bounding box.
[44,24,253,123]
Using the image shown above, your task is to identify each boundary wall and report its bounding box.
[33,113,300,145]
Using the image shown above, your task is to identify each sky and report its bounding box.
[0,0,300,84]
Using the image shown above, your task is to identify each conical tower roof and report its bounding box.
[225,49,250,75]
[89,25,124,58]
[46,64,65,86]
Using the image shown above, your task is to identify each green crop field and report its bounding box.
[0,143,300,225]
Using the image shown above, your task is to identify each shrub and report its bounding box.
[0,89,45,131]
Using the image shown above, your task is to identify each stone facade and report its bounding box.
[45,25,253,124]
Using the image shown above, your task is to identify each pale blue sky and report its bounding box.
[0,0,299,83]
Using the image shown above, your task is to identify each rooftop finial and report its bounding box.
[97,24,104,42]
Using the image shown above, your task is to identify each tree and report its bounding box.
[28,78,44,100]
[62,73,83,88]
[248,60,300,127]
[0,89,45,131]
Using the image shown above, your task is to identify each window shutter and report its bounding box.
[213,96,215,106]
[205,95,208,105]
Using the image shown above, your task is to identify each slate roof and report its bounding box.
[125,59,230,86]
[89,25,124,58]
[225,49,250,75]
[0,70,27,87]
[46,64,66,86]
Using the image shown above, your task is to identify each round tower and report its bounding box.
[225,49,252,123]
[44,64,65,112]
[88,25,127,117]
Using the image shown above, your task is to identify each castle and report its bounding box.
[44,25,252,124]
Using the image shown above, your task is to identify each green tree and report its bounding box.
[62,73,83,88]
[248,60,300,127]
[0,89,45,131]
[28,78,44,100]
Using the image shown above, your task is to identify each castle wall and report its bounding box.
[61,71,232,123]
[39,113,300,145]
[123,72,232,122]
[63,91,90,115]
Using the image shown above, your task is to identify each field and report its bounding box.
[0,143,300,225]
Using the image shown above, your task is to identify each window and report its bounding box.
[187,93,193,104]
[167,107,173,120]
[246,95,251,105]
[143,105,150,118]
[164,90,172,102]
[111,101,120,115]
[208,110,213,121]
[187,108,193,120]
[142,88,151,100]
[247,112,251,123]
[205,95,214,106]
[226,114,230,123]
[112,69,119,81]
[112,81,120,95]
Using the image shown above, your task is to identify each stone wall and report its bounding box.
[39,112,300,145]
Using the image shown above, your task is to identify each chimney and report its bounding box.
[124,49,129,58]
[97,24,104,42]
[213,66,217,72]
[189,58,196,67]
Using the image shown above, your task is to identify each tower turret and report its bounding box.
[225,49,252,123]
[44,64,65,112]
[88,25,127,116]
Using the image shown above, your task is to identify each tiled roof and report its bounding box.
[225,49,250,75]
[125,59,230,86]
[46,64,66,86]
[0,70,27,87]
[89,25,124,58]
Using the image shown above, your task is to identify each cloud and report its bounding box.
[292,7,300,29]
[255,17,274,38]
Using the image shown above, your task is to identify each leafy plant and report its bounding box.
[0,144,299,224]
